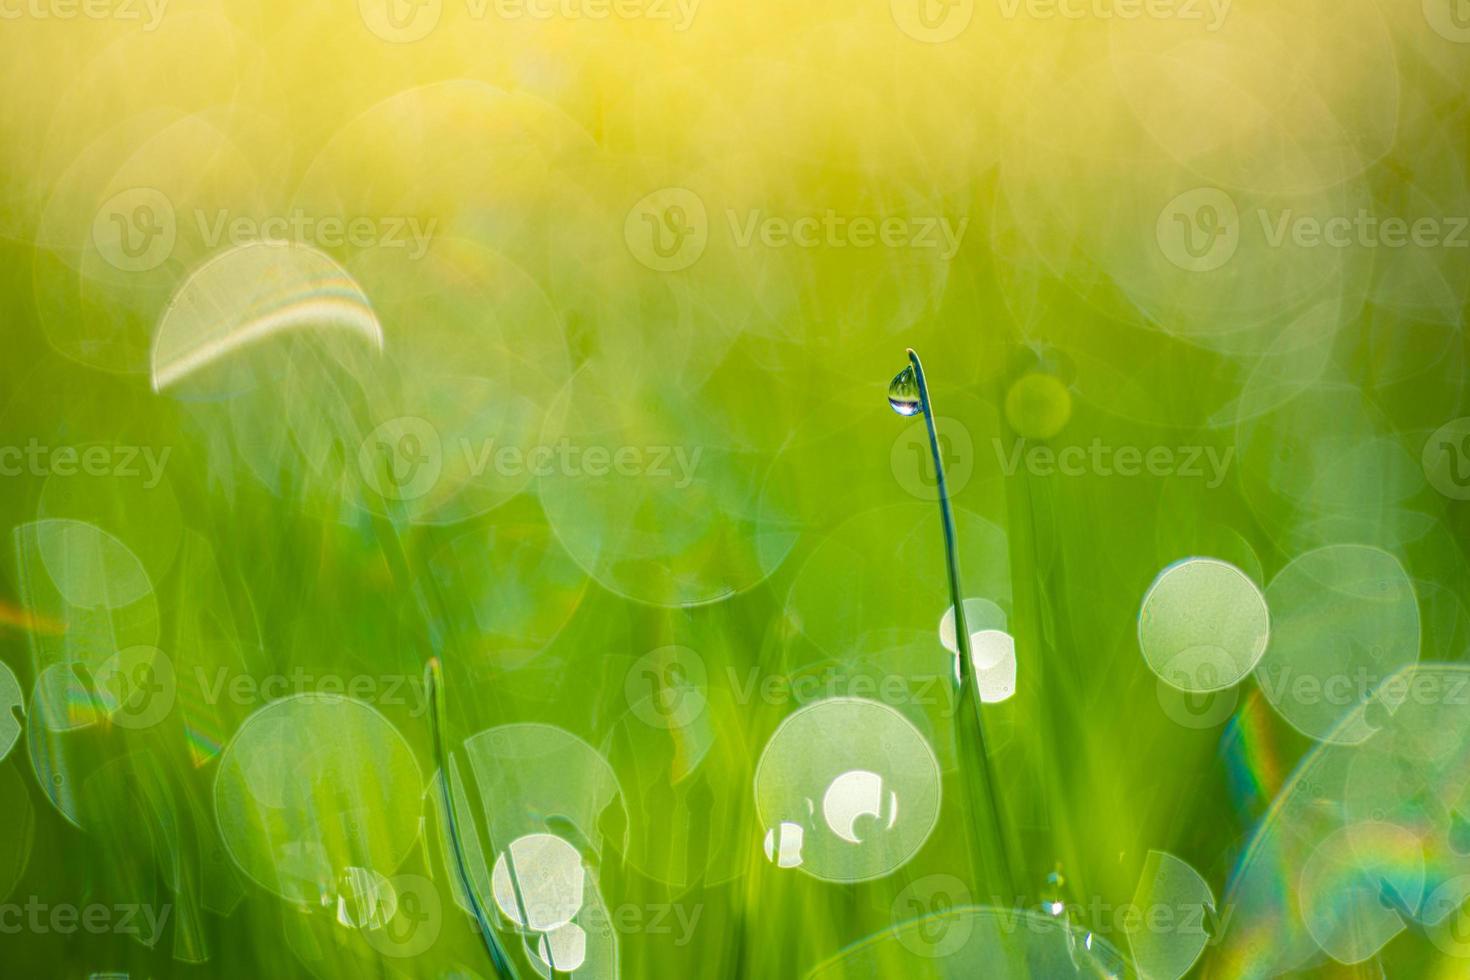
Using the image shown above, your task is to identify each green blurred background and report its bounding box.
[1,0,1469,977]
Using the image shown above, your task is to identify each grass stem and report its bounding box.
[905,348,1019,902]
[426,657,519,980]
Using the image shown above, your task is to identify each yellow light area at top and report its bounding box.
[0,0,1425,243]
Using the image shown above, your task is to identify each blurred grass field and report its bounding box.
[1,0,1470,977]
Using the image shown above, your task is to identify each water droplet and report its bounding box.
[888,365,922,416]
[1042,864,1068,916]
